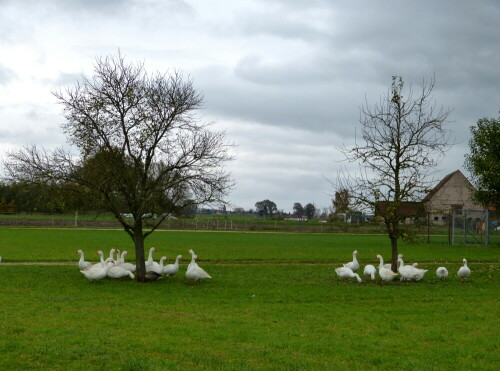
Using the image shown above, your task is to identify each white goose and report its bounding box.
[376,255,398,282]
[397,257,428,281]
[335,266,362,283]
[343,250,360,272]
[186,252,212,283]
[81,258,114,281]
[436,266,448,280]
[108,264,135,280]
[146,256,167,275]
[163,255,182,277]
[76,250,92,270]
[117,251,136,272]
[187,249,198,270]
[88,250,106,271]
[383,254,404,269]
[363,264,377,280]
[457,259,471,280]
[145,247,158,268]
[108,248,117,265]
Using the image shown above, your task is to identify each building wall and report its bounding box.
[425,171,484,224]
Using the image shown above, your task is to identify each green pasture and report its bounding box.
[0,228,498,264]
[0,264,499,370]
[0,228,499,370]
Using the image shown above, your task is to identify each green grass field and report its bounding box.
[1,228,498,263]
[0,228,499,370]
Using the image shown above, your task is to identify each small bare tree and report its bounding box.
[336,76,452,271]
[5,53,234,281]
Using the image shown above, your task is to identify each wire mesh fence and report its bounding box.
[449,209,490,245]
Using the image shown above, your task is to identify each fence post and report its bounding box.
[448,212,452,245]
[427,213,430,243]
[463,210,467,244]
[75,211,78,227]
[451,210,455,245]
[485,210,489,245]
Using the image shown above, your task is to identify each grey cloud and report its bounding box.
[0,0,498,211]
[196,64,379,139]
[196,0,499,151]
[234,54,333,86]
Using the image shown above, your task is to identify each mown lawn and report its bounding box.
[0,228,499,370]
[0,263,498,370]
[0,227,498,263]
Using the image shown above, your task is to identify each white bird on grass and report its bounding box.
[146,256,167,275]
[335,266,362,283]
[457,259,471,281]
[87,251,106,271]
[108,264,135,280]
[76,250,92,270]
[383,254,404,269]
[436,267,448,280]
[108,248,117,264]
[397,257,428,281]
[163,255,182,278]
[363,264,376,280]
[186,250,211,283]
[81,258,114,281]
[376,255,398,282]
[145,247,158,268]
[343,250,360,272]
[187,249,198,270]
[117,251,136,272]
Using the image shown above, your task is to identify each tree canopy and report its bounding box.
[464,116,500,209]
[293,202,304,217]
[333,189,350,214]
[336,76,452,270]
[255,199,277,217]
[304,203,316,219]
[4,53,234,281]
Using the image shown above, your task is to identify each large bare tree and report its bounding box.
[336,76,452,271]
[5,53,234,281]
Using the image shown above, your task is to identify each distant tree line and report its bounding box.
[292,202,316,219]
[0,181,89,213]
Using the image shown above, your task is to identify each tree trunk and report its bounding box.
[133,223,147,282]
[390,235,399,273]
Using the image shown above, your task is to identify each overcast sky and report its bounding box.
[0,0,499,213]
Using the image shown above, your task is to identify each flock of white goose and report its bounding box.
[335,250,471,283]
[77,247,212,283]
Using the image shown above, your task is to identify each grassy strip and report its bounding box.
[0,263,499,370]
[0,228,498,263]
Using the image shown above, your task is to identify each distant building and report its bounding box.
[374,202,425,219]
[423,170,485,224]
[374,170,487,225]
